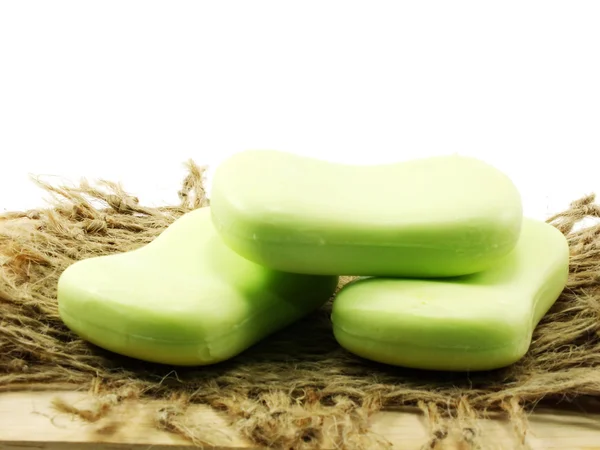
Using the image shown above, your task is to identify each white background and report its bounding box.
[1,1,599,219]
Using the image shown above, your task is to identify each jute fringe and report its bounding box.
[1,160,600,449]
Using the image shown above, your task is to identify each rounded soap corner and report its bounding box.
[56,259,85,304]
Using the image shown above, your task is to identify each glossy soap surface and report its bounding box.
[210,150,523,277]
[331,218,569,371]
[57,207,338,366]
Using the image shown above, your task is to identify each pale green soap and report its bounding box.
[210,149,523,277]
[330,218,569,371]
[57,207,338,366]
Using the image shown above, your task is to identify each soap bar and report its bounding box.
[330,218,569,371]
[210,150,523,277]
[57,208,338,366]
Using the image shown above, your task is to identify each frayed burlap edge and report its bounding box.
[1,160,600,449]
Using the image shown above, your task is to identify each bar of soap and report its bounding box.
[210,150,523,277]
[57,208,338,366]
[330,218,569,371]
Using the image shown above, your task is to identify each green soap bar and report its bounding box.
[57,208,338,366]
[330,218,569,371]
[210,150,523,277]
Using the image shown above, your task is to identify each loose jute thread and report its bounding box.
[1,160,600,449]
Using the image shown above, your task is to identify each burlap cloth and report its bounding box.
[1,160,599,449]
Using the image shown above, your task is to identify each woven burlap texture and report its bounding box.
[1,160,599,449]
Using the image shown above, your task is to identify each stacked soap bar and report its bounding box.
[58,208,338,366]
[57,149,569,371]
[331,219,568,371]
[210,150,524,277]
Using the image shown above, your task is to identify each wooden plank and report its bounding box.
[1,391,600,450]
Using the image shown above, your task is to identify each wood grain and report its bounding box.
[1,391,600,450]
